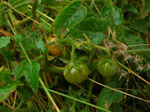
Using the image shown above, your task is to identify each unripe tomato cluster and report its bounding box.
[46,36,118,84]
[63,58,118,84]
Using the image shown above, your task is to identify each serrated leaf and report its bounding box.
[0,37,11,49]
[97,82,123,112]
[71,18,107,44]
[36,40,47,54]
[24,62,40,91]
[12,60,26,79]
[112,6,123,25]
[53,0,87,35]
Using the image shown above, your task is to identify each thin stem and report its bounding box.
[39,78,60,112]
[7,18,16,35]
[19,43,32,64]
[88,78,150,103]
[42,88,111,112]
[28,5,54,22]
[93,2,102,17]
[126,49,150,53]
[4,1,51,30]
[1,101,14,110]
[117,62,150,85]
[13,99,25,112]
[76,38,111,56]
[71,45,76,63]
[7,17,60,112]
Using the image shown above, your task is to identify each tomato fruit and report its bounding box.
[64,62,91,84]
[97,59,118,78]
[46,37,62,56]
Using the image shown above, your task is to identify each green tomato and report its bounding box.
[64,62,91,84]
[97,59,118,78]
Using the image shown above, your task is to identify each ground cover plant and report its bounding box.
[0,0,150,112]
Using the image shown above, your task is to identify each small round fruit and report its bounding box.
[64,62,91,84]
[97,59,118,78]
[46,37,62,56]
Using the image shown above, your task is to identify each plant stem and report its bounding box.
[117,61,150,85]
[42,88,111,112]
[28,5,54,22]
[39,78,60,112]
[88,78,150,103]
[19,43,32,64]
[7,18,60,112]
[4,1,51,30]
[71,45,76,63]
[13,99,25,112]
[126,49,150,53]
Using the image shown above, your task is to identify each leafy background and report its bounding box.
[0,0,150,112]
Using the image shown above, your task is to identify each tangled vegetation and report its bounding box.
[0,0,150,112]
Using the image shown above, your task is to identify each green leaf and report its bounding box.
[0,11,7,27]
[132,19,149,32]
[36,40,47,54]
[21,30,42,51]
[12,60,26,79]
[124,33,146,49]
[24,62,40,91]
[0,85,16,101]
[14,34,23,43]
[112,6,123,25]
[53,0,87,35]
[0,70,20,101]
[110,104,123,112]
[97,82,123,112]
[40,18,51,34]
[0,2,7,26]
[101,4,112,19]
[124,3,139,15]
[1,46,14,61]
[71,18,107,44]
[0,37,11,49]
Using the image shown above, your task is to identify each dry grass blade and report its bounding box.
[88,78,150,103]
[4,2,51,31]
[1,101,14,110]
[117,62,150,85]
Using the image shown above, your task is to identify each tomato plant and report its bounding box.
[1,0,150,112]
